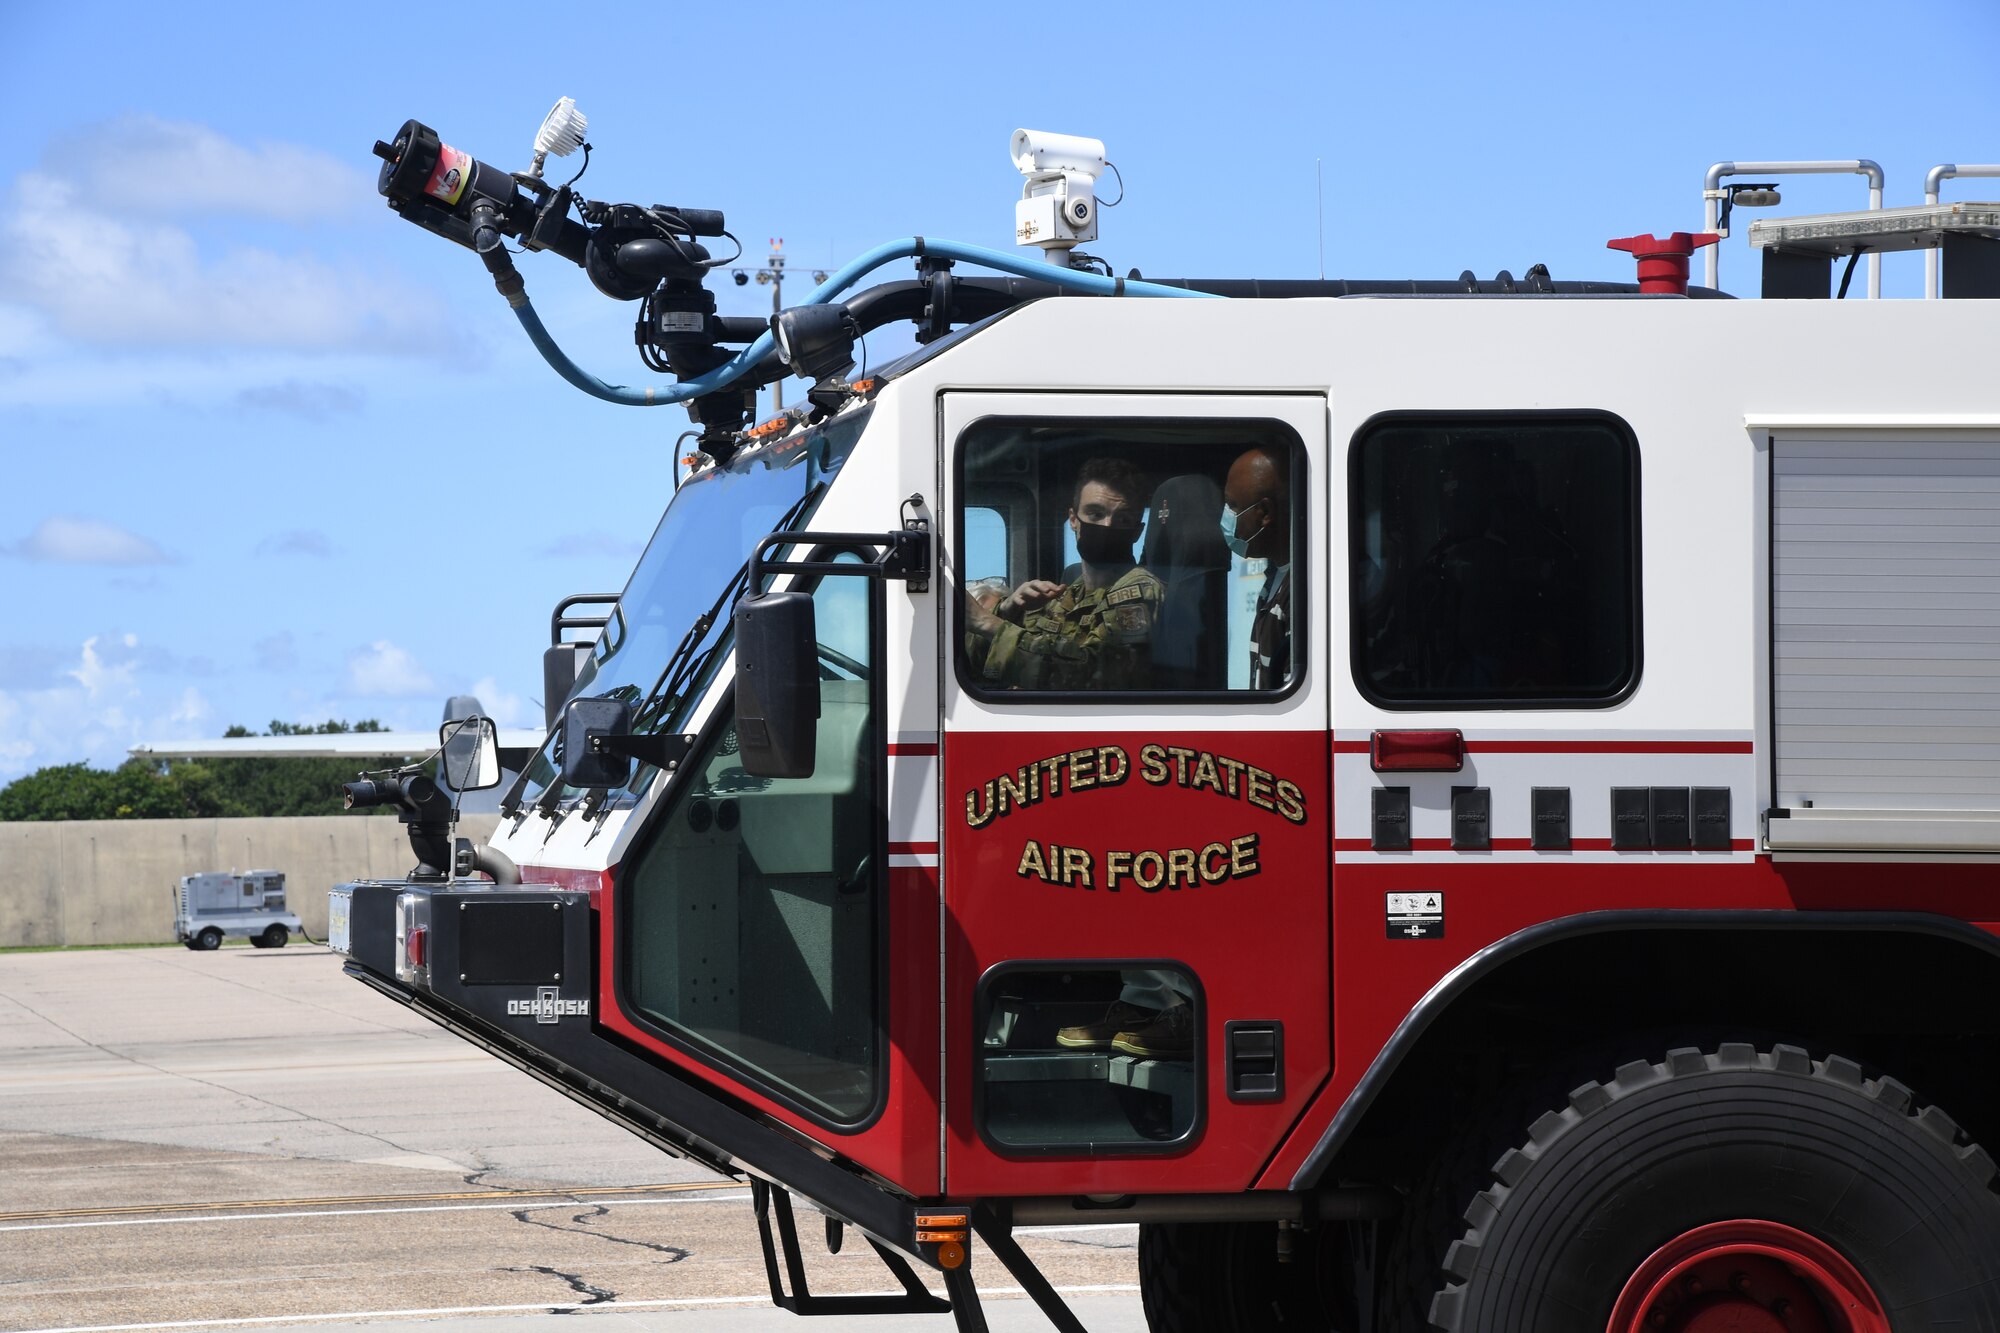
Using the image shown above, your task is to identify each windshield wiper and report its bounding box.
[629,483,823,737]
[531,484,826,830]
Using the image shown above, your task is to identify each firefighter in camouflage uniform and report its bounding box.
[965,456,1162,691]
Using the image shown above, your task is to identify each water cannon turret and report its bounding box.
[340,773,453,881]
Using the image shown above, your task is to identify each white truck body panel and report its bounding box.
[486,293,2000,872]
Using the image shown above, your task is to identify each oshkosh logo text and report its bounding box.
[508,987,590,1024]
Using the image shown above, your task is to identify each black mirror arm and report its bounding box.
[586,730,695,771]
[747,523,931,594]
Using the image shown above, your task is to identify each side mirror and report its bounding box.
[734,589,820,779]
[560,696,637,790]
[439,716,501,792]
[542,644,589,731]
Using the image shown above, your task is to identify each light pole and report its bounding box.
[733,239,829,414]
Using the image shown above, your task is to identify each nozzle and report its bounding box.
[340,777,407,810]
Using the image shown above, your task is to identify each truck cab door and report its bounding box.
[939,392,1329,1198]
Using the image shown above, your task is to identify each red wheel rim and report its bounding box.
[1606,1220,1891,1333]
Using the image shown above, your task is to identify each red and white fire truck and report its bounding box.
[334,107,2000,1330]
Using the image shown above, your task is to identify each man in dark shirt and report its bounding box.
[1222,445,1292,690]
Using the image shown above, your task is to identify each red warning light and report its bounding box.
[1370,730,1466,773]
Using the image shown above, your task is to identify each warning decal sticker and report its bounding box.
[1386,891,1444,940]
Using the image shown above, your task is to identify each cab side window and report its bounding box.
[956,418,1304,698]
[1350,412,1641,708]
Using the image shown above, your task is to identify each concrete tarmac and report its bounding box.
[0,946,1141,1332]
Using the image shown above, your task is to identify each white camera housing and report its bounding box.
[1012,128,1106,264]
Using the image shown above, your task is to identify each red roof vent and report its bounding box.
[1607,232,1721,295]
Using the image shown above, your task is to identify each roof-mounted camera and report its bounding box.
[1012,128,1107,267]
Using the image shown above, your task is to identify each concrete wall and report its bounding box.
[0,814,501,947]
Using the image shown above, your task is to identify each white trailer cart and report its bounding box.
[174,870,302,950]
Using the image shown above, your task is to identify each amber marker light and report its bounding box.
[917,1210,971,1262]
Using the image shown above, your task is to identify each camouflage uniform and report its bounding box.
[971,566,1164,690]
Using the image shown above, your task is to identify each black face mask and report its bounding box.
[1075,520,1139,566]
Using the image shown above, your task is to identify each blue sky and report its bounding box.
[1,0,1996,779]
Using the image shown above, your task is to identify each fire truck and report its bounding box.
[332,103,2000,1330]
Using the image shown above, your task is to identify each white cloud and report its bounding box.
[0,694,30,771]
[68,635,138,698]
[48,115,373,226]
[255,530,335,558]
[237,380,363,419]
[167,686,213,730]
[347,641,437,698]
[0,117,457,358]
[0,303,44,357]
[10,516,171,565]
[469,676,531,728]
[0,171,453,353]
[0,636,213,781]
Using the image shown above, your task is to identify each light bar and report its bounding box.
[1749,201,2000,256]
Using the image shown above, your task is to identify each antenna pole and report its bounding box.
[1316,159,1325,281]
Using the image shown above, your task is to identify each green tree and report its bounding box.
[174,717,413,816]
[0,759,222,821]
[0,720,418,820]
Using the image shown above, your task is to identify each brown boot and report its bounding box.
[1056,1001,1155,1049]
[1112,1002,1195,1058]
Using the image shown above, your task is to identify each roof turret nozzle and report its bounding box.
[1012,129,1106,268]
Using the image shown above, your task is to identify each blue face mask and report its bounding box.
[1220,502,1260,559]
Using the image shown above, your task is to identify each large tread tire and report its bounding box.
[1399,1042,2000,1331]
[195,927,223,952]
[1139,1220,1350,1331]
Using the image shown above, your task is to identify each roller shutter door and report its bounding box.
[1773,431,2000,817]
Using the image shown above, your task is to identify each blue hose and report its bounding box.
[510,237,1218,408]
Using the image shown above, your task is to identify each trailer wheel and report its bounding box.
[1139,1219,1351,1331]
[195,927,223,951]
[252,925,288,949]
[1400,1043,2000,1332]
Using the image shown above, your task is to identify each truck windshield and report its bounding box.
[509,406,870,812]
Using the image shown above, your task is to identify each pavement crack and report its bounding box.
[462,1151,502,1189]
[0,989,421,1160]
[143,951,418,1035]
[509,1204,691,1262]
[505,1264,615,1308]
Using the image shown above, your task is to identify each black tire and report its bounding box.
[1139,1220,1351,1331]
[252,925,288,949]
[1398,1042,2000,1331]
[195,927,223,951]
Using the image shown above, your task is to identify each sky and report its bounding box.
[0,0,1996,781]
